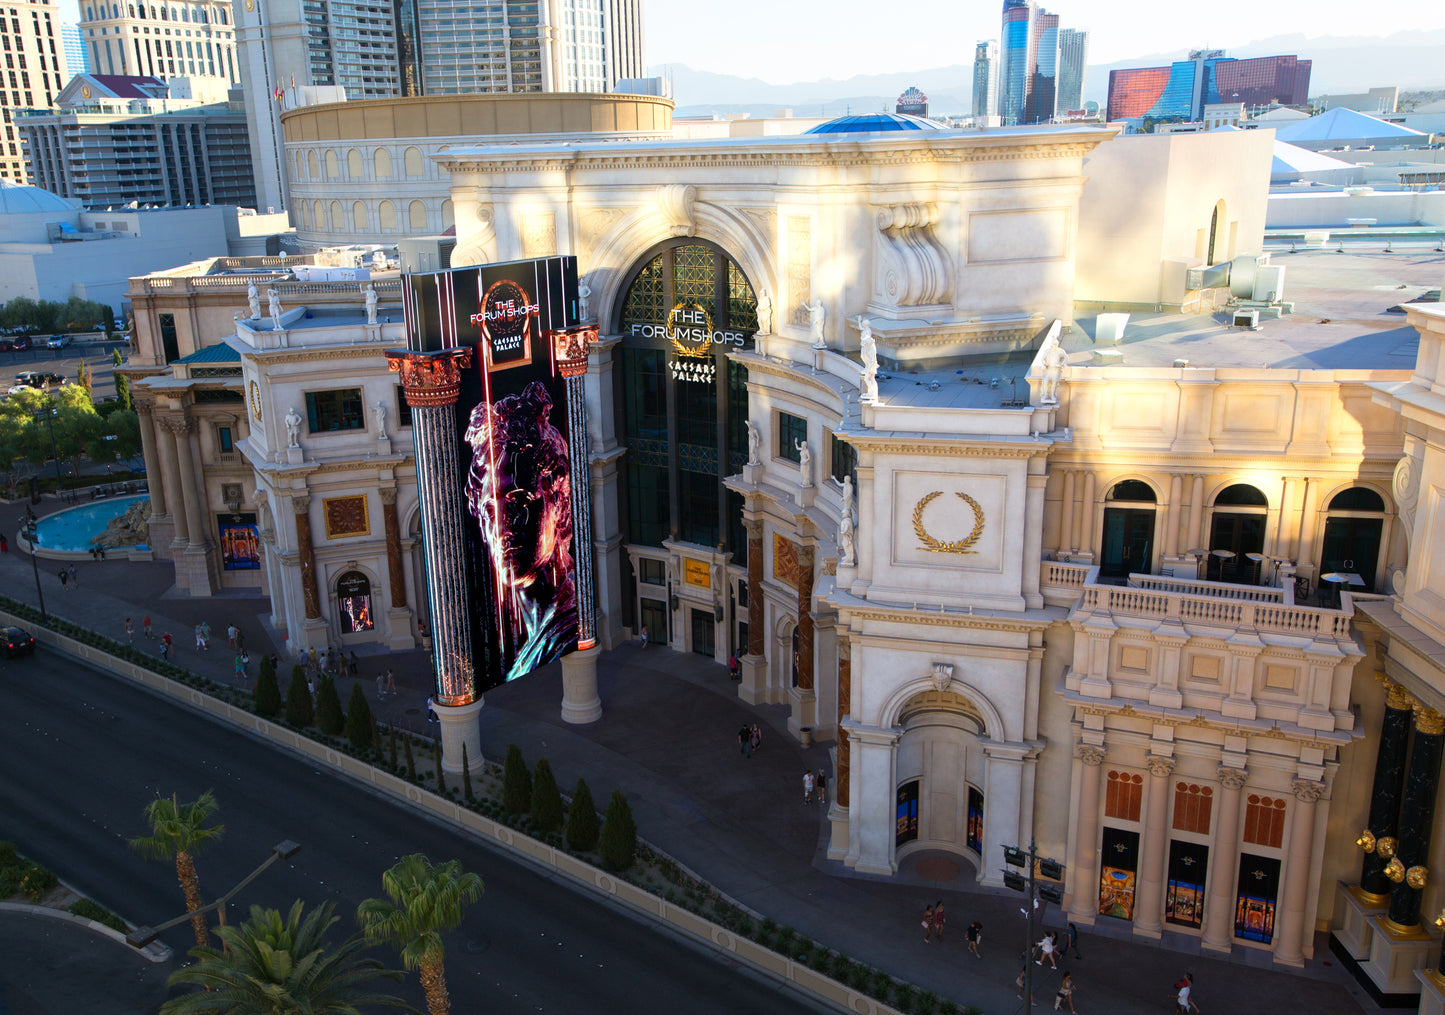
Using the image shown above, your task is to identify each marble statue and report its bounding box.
[1040,337,1069,405]
[246,281,260,320]
[838,509,856,567]
[857,317,879,401]
[364,283,379,325]
[756,288,773,335]
[372,400,388,438]
[746,420,761,466]
[796,438,813,487]
[577,277,593,322]
[802,298,825,348]
[267,288,283,328]
[841,474,854,511]
[284,406,302,448]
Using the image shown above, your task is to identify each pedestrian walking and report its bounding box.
[124,617,134,643]
[227,623,238,650]
[1065,921,1082,959]
[425,699,440,741]
[384,668,395,694]
[308,646,318,671]
[69,564,79,587]
[966,920,983,958]
[815,769,828,805]
[376,672,387,698]
[1016,968,1036,1006]
[58,568,68,592]
[1173,973,1198,1014]
[1054,971,1076,1013]
[750,723,761,755]
[195,624,206,651]
[143,615,153,639]
[932,901,945,941]
[738,724,752,758]
[639,624,649,647]
[200,621,211,650]
[234,652,247,684]
[1037,932,1057,969]
[728,652,740,679]
[922,904,934,944]
[348,651,359,677]
[160,632,173,659]
[0,532,9,552]
[803,769,815,803]
[307,674,317,699]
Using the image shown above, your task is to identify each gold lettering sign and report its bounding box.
[323,495,370,539]
[912,491,984,554]
[684,559,711,587]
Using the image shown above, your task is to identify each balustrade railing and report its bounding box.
[1129,573,1284,602]
[1082,581,1352,640]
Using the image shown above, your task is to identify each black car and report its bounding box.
[0,336,31,352]
[1,626,35,657]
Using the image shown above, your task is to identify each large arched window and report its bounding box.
[1101,480,1157,579]
[1208,483,1268,582]
[325,150,338,179]
[336,571,374,633]
[352,201,367,232]
[408,200,427,231]
[330,200,343,231]
[615,240,759,564]
[441,199,454,231]
[1321,487,1385,591]
[374,148,392,178]
[306,150,318,179]
[378,200,396,230]
[403,146,424,177]
[346,148,362,178]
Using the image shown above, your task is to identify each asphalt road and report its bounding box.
[0,647,830,1014]
[2,340,126,401]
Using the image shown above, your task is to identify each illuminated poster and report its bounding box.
[896,780,920,846]
[218,513,261,571]
[1234,853,1280,944]
[967,786,984,853]
[404,256,580,690]
[1099,827,1140,921]
[337,570,374,634]
[1165,840,1208,929]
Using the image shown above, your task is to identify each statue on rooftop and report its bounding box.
[1039,330,1069,405]
[801,298,825,348]
[267,288,283,329]
[857,317,879,401]
[246,280,260,320]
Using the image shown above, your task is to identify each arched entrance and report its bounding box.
[893,687,989,869]
[1100,480,1157,579]
[1320,487,1385,591]
[1208,484,1267,582]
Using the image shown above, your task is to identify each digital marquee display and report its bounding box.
[404,256,581,691]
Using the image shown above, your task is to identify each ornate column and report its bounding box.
[1068,744,1106,923]
[292,496,321,622]
[388,347,483,772]
[1164,473,1183,558]
[1133,754,1175,938]
[1203,766,1248,953]
[553,326,602,725]
[1360,680,1416,901]
[827,637,853,862]
[1078,471,1097,556]
[1386,706,1445,931]
[156,415,189,548]
[134,396,167,520]
[1297,478,1321,573]
[1275,778,1325,966]
[1059,469,1076,554]
[739,514,767,704]
[1186,474,1206,553]
[791,543,817,735]
[167,417,207,545]
[379,488,415,651]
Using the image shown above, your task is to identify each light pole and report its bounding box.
[35,390,63,501]
[1002,838,1064,1010]
[125,839,301,949]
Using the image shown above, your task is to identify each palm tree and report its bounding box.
[160,900,410,1015]
[129,790,225,948]
[356,855,484,1015]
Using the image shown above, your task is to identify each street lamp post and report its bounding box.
[1001,839,1065,1009]
[124,840,301,949]
[35,391,63,501]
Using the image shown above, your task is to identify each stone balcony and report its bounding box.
[1053,563,1361,738]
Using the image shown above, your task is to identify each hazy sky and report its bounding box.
[644,1,1445,82]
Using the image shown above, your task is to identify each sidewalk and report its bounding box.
[0,494,1375,1015]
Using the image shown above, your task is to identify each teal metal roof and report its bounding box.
[174,343,241,364]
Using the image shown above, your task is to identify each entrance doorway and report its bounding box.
[1320,487,1385,591]
[639,597,668,646]
[1100,481,1157,579]
[690,607,715,658]
[1208,484,1268,583]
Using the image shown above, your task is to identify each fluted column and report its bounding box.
[388,347,476,707]
[381,488,407,610]
[1059,469,1076,553]
[1133,754,1175,937]
[1297,478,1321,571]
[1187,474,1206,553]
[1069,744,1106,921]
[1360,680,1415,901]
[836,639,852,807]
[292,496,321,620]
[156,417,189,545]
[167,417,207,546]
[135,397,167,519]
[1386,707,1445,930]
[1203,766,1248,952]
[1275,778,1325,966]
[797,544,815,691]
[1164,473,1183,557]
[746,517,764,655]
[1079,471,1097,556]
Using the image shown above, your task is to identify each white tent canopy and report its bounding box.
[1275,107,1427,150]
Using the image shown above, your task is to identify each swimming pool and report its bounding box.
[31,495,148,552]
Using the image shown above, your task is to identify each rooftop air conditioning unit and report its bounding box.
[1232,308,1260,329]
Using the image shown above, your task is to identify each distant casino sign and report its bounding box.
[629,300,748,357]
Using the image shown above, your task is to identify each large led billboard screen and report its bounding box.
[403,256,581,691]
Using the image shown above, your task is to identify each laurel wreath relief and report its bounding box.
[913,491,985,554]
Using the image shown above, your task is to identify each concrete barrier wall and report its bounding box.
[5,610,906,1015]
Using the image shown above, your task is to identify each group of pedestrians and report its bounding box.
[737,722,762,757]
[1009,923,1086,1011]
[57,564,78,591]
[802,768,828,804]
[375,668,397,698]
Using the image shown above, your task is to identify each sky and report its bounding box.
[643,0,1445,83]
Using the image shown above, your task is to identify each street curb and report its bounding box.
[0,901,173,964]
[9,611,914,1015]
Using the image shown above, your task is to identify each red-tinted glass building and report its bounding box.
[1213,55,1311,110]
[1107,53,1311,123]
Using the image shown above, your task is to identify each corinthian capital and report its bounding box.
[1145,755,1175,778]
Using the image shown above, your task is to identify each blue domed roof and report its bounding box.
[804,112,945,135]
[0,180,77,214]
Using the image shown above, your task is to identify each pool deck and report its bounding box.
[18,493,149,561]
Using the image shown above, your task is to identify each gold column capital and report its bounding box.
[1415,706,1445,736]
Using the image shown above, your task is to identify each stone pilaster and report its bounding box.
[740,515,767,704]
[380,487,414,651]
[1068,744,1106,923]
[156,414,188,549]
[1276,778,1326,966]
[1133,754,1175,938]
[790,543,817,735]
[292,495,321,621]
[1203,766,1248,953]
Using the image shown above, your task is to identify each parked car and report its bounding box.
[0,336,32,352]
[14,371,65,387]
[1,626,35,657]
[46,334,71,349]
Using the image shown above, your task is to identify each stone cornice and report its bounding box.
[242,346,390,366]
[833,603,1055,634]
[844,436,1048,459]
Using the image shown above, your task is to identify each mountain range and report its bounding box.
[653,29,1445,119]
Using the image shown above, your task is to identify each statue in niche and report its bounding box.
[755,288,773,335]
[372,400,388,438]
[801,298,825,347]
[795,439,813,488]
[746,420,761,466]
[577,276,593,322]
[284,406,302,448]
[838,474,856,565]
[857,317,879,401]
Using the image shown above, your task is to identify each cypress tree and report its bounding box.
[253,660,281,717]
[462,743,474,801]
[565,778,600,852]
[403,736,416,780]
[433,739,446,794]
[112,348,130,410]
[345,683,374,750]
[531,757,563,832]
[502,744,531,814]
[599,789,638,872]
[284,665,313,726]
[315,676,344,735]
[388,724,399,771]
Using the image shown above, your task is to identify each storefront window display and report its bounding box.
[1234,853,1280,944]
[896,780,920,846]
[1099,827,1140,920]
[337,570,375,634]
[218,513,260,571]
[1165,840,1208,929]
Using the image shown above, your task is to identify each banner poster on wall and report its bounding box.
[404,256,581,691]
[218,513,261,571]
